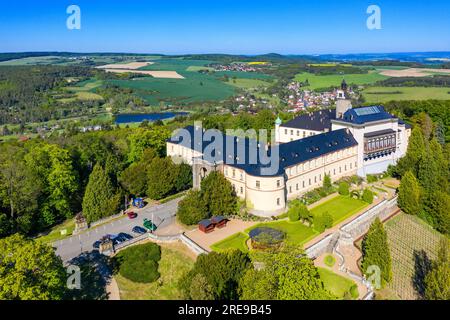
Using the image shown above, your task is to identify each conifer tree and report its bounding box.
[398,171,422,215]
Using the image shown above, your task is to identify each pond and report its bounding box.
[114,112,188,124]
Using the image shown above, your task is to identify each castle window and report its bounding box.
[303,181,305,188]
[277,180,281,187]
[232,169,236,178]
[314,176,317,183]
[289,186,292,193]
[240,187,243,194]
[256,181,260,189]
[285,129,287,134]
[240,173,243,181]
[297,130,300,136]
[309,178,311,186]
[345,165,347,171]
[277,198,280,206]
[339,167,342,173]
[303,132,306,138]
[296,184,299,191]
[291,130,293,135]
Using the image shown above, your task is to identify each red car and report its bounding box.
[127,211,137,219]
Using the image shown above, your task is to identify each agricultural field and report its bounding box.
[59,79,104,102]
[309,195,369,226]
[294,71,388,90]
[227,78,272,89]
[115,242,195,300]
[362,86,450,103]
[384,213,445,300]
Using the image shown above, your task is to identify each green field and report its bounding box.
[59,78,104,102]
[384,213,445,300]
[294,71,388,90]
[310,195,369,226]
[318,267,359,299]
[210,232,249,252]
[115,242,195,300]
[363,86,450,103]
[227,78,271,89]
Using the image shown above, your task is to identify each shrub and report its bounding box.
[362,189,374,204]
[338,182,350,196]
[314,212,334,233]
[288,207,300,222]
[349,284,359,299]
[115,242,161,283]
[366,174,379,183]
[324,255,336,267]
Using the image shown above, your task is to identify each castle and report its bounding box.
[166,82,411,217]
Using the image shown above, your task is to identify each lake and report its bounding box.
[114,112,188,124]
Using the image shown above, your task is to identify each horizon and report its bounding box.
[1,0,450,54]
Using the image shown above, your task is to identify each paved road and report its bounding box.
[54,198,182,262]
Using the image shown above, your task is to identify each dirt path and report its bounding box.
[107,277,121,300]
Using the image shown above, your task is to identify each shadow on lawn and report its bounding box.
[412,249,432,299]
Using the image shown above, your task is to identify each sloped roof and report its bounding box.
[341,106,395,124]
[168,125,357,177]
[281,109,335,131]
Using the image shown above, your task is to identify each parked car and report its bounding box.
[92,240,101,249]
[132,226,147,234]
[117,232,133,241]
[143,218,157,231]
[127,211,137,219]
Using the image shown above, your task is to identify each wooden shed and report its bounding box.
[211,216,228,229]
[198,219,215,233]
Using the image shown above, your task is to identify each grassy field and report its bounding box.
[115,242,195,300]
[294,71,388,90]
[227,78,271,89]
[362,86,450,103]
[36,219,75,244]
[59,79,104,102]
[310,195,369,226]
[210,232,249,252]
[318,267,359,299]
[384,213,445,300]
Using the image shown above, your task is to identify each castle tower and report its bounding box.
[336,79,352,119]
[275,116,282,143]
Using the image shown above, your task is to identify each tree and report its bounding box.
[398,171,421,215]
[239,268,278,300]
[180,250,251,300]
[189,274,215,300]
[239,246,334,300]
[361,218,392,287]
[82,163,120,223]
[338,182,350,196]
[174,163,193,193]
[200,171,237,217]
[0,234,66,300]
[287,201,300,222]
[422,191,450,235]
[362,188,374,204]
[424,239,450,300]
[396,127,426,177]
[128,127,170,162]
[177,190,208,225]
[147,157,177,200]
[323,174,332,193]
[25,144,78,226]
[119,162,148,196]
[287,199,312,224]
[314,212,333,233]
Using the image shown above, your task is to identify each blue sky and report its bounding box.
[0,0,449,54]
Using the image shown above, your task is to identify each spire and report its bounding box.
[341,78,348,91]
[275,116,282,125]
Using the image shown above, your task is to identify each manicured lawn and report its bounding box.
[247,220,318,246]
[318,267,359,299]
[310,195,368,226]
[115,242,195,300]
[294,71,388,90]
[210,232,249,252]
[362,86,450,103]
